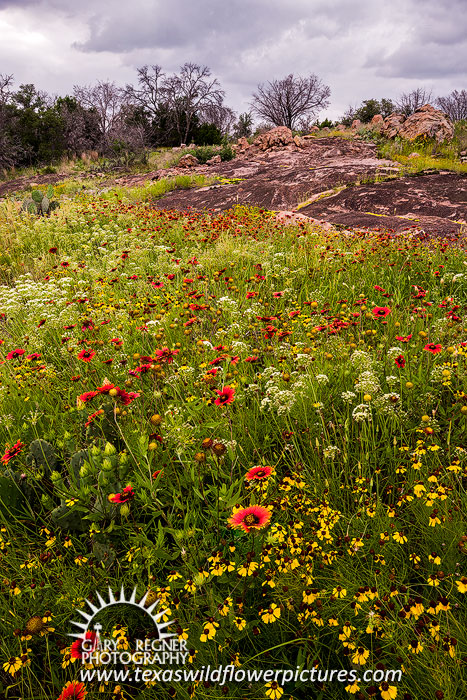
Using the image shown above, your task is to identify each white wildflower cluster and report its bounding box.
[355,371,381,395]
[217,296,240,313]
[373,393,401,415]
[260,368,296,415]
[260,387,296,415]
[341,391,357,403]
[0,274,69,319]
[231,340,249,353]
[350,350,373,371]
[323,445,341,460]
[352,403,372,423]
[295,353,314,367]
[387,347,405,362]
[308,289,327,306]
[315,374,329,385]
[243,383,259,395]
[385,376,398,385]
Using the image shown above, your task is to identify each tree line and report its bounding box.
[0,64,466,171]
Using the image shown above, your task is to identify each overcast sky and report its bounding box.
[0,0,466,121]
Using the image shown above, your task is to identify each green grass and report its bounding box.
[0,181,466,700]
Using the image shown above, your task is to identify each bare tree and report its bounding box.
[198,103,236,136]
[73,81,124,148]
[0,73,13,102]
[0,73,24,170]
[395,87,433,116]
[163,62,225,144]
[436,90,467,122]
[250,73,331,130]
[56,96,101,156]
[124,65,166,120]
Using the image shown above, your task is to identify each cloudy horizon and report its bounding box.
[0,0,466,122]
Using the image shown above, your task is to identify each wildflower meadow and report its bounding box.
[0,186,466,700]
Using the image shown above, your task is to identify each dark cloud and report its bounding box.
[369,0,467,79]
[74,1,312,54]
[0,0,465,122]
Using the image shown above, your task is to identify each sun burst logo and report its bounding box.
[69,586,175,641]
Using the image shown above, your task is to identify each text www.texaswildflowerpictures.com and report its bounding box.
[79,665,403,685]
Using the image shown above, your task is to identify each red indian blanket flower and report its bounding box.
[372,307,391,318]
[77,349,96,362]
[396,334,412,343]
[70,631,98,660]
[6,348,25,360]
[57,681,88,700]
[78,385,140,406]
[424,343,442,354]
[245,466,273,481]
[214,386,235,406]
[1,439,25,465]
[228,505,271,533]
[109,485,135,504]
[394,355,405,368]
[154,348,179,364]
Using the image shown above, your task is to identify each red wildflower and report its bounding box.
[109,485,135,504]
[77,349,96,362]
[57,680,88,700]
[154,348,179,364]
[396,334,412,343]
[116,388,140,405]
[245,356,259,362]
[26,353,41,360]
[85,409,104,427]
[110,338,123,347]
[209,356,227,366]
[394,355,405,368]
[132,363,152,374]
[424,343,443,354]
[6,348,25,360]
[1,439,25,465]
[152,470,164,479]
[70,631,98,660]
[228,505,271,533]
[77,390,99,404]
[372,307,391,318]
[214,386,235,406]
[48,247,58,254]
[245,466,273,481]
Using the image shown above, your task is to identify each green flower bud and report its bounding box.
[104,442,117,456]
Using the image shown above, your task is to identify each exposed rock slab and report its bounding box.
[153,137,400,212]
[151,137,466,236]
[298,171,466,236]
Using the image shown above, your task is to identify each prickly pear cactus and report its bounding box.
[26,439,57,476]
[21,187,59,216]
[0,474,25,516]
[70,449,89,483]
[92,539,116,569]
[50,503,87,532]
